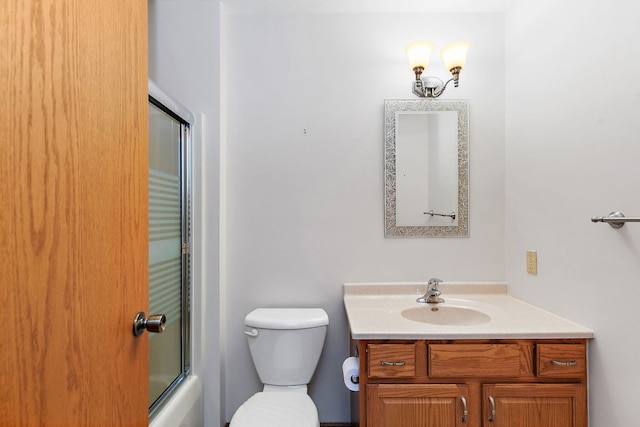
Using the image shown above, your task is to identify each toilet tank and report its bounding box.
[244,308,329,387]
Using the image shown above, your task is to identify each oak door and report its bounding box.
[482,384,587,427]
[1,0,149,425]
[367,384,470,427]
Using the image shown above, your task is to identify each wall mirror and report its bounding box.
[384,99,469,237]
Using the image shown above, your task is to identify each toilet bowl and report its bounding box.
[230,391,319,427]
[229,308,329,427]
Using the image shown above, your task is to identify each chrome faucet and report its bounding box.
[417,278,444,304]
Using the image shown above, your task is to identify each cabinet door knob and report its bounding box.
[488,396,496,422]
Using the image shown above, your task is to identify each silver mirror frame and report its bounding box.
[384,99,469,237]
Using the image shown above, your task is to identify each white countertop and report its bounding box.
[344,282,594,340]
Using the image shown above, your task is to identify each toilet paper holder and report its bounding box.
[342,356,360,391]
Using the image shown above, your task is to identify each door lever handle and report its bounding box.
[133,312,166,336]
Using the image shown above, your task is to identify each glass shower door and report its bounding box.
[147,99,191,412]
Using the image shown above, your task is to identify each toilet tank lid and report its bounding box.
[245,308,329,329]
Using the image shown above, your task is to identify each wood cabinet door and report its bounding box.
[482,384,587,427]
[367,384,470,427]
[1,0,148,425]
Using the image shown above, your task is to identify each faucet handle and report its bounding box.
[427,278,443,290]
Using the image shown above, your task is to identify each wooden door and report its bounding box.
[482,384,587,427]
[0,0,148,425]
[367,384,470,427]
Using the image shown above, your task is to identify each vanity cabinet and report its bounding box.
[355,340,587,427]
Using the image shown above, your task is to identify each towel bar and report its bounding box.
[424,210,456,220]
[591,211,640,228]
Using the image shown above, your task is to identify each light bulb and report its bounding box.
[406,41,435,71]
[440,41,470,71]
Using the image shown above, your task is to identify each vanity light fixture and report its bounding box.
[406,40,470,98]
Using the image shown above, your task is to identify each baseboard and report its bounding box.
[225,424,352,427]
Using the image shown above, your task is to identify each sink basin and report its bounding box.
[401,305,491,326]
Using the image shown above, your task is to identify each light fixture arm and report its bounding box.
[412,66,462,98]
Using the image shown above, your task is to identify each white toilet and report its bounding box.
[229,308,329,427]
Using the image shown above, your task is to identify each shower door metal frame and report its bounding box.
[148,80,194,418]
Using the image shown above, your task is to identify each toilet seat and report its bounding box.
[229,392,319,427]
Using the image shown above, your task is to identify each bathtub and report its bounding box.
[149,375,203,427]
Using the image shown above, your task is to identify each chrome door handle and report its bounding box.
[380,359,406,366]
[551,359,578,366]
[460,396,468,422]
[133,312,166,336]
[488,396,496,422]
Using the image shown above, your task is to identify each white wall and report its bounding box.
[224,12,505,423]
[505,1,640,426]
[149,1,223,426]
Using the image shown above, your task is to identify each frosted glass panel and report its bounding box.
[149,169,181,326]
[148,102,184,408]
